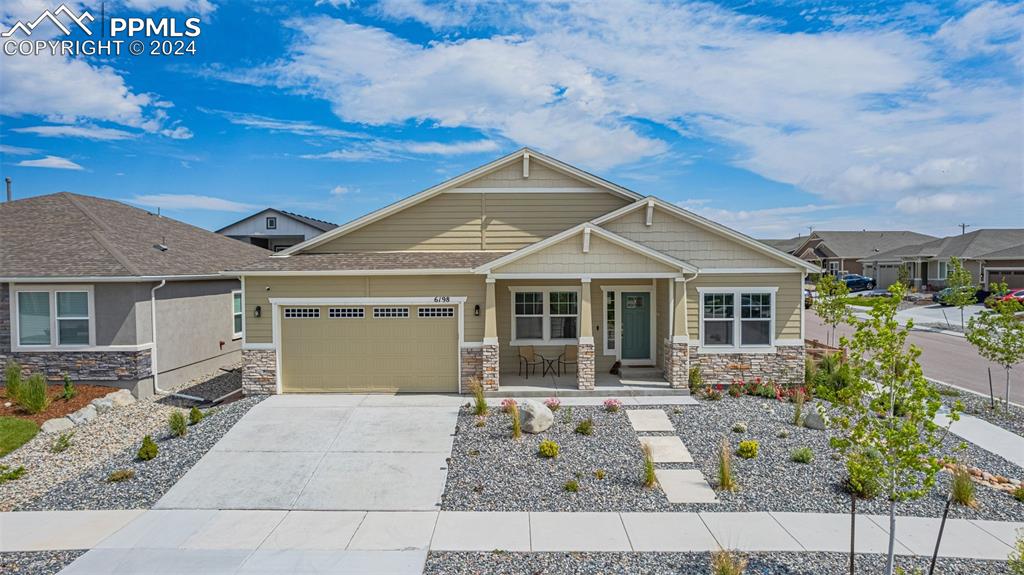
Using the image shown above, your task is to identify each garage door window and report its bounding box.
[373,307,409,318]
[329,307,364,318]
[418,307,454,317]
[284,308,320,318]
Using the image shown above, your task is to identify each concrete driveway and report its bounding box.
[155,394,463,511]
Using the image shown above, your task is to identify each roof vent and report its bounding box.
[153,244,169,252]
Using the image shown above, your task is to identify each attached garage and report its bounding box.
[987,268,1024,289]
[278,303,460,393]
[874,264,900,288]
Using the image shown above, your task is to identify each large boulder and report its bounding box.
[66,404,97,426]
[106,389,136,407]
[520,399,554,434]
[803,408,827,431]
[41,417,74,434]
[91,397,114,414]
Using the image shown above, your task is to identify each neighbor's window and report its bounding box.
[56,291,90,345]
[266,216,277,229]
[513,291,544,340]
[937,261,948,279]
[17,291,51,346]
[702,293,734,346]
[740,293,772,346]
[548,291,578,340]
[232,291,243,338]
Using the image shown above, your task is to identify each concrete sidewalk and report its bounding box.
[937,410,1024,468]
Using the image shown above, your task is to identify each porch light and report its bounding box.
[474,304,480,316]
[254,305,261,318]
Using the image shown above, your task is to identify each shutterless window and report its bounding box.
[266,216,277,229]
[702,293,734,346]
[283,308,319,318]
[418,307,454,318]
[56,291,90,345]
[605,290,616,351]
[937,261,948,279]
[373,307,409,318]
[232,291,243,337]
[513,291,543,340]
[17,292,50,346]
[549,291,578,340]
[329,307,364,318]
[740,293,772,346]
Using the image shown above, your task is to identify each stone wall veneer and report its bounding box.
[242,349,277,395]
[664,340,689,388]
[481,344,499,391]
[460,346,483,392]
[5,350,151,383]
[576,342,595,390]
[693,345,805,387]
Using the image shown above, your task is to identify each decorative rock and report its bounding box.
[106,389,136,407]
[520,399,553,434]
[776,428,791,439]
[732,421,747,433]
[41,417,75,434]
[66,404,97,426]
[803,410,826,430]
[91,397,114,415]
[3,402,10,408]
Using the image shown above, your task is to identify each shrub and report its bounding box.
[711,549,748,575]
[642,443,657,488]
[937,387,961,397]
[4,361,23,401]
[188,406,205,425]
[688,365,703,394]
[1014,484,1024,502]
[594,469,606,480]
[791,447,813,464]
[776,428,791,439]
[509,402,521,439]
[474,415,486,428]
[737,440,758,459]
[574,418,594,436]
[17,374,51,414]
[1009,531,1024,575]
[732,422,747,433]
[61,374,77,401]
[561,406,574,424]
[717,438,736,491]
[950,466,977,508]
[106,469,135,482]
[0,464,27,485]
[538,439,559,458]
[728,384,742,398]
[468,379,488,416]
[792,388,805,427]
[845,447,882,499]
[137,435,158,461]
[51,431,74,454]
[168,411,188,437]
[603,398,621,413]
[564,479,579,493]
[543,397,561,412]
[501,398,517,414]
[703,385,723,400]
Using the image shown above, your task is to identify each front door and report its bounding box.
[621,292,650,361]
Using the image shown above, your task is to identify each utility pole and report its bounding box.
[958,223,970,235]
[4,177,10,202]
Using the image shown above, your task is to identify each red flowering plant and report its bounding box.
[728,379,743,397]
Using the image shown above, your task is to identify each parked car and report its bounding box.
[934,286,985,306]
[840,274,875,292]
[985,288,1024,308]
[804,289,815,309]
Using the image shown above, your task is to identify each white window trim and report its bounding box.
[600,287,616,356]
[266,216,277,230]
[231,290,243,340]
[11,284,95,351]
[509,286,581,346]
[932,260,949,281]
[696,287,777,354]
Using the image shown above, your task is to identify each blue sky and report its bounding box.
[1,0,1021,239]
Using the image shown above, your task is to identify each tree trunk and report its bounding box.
[960,307,964,331]
[1007,368,1012,410]
[886,500,897,575]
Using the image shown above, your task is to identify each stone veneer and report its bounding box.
[459,346,483,391]
[663,339,688,388]
[576,342,595,390]
[481,344,499,391]
[242,349,277,395]
[5,350,151,383]
[692,345,805,387]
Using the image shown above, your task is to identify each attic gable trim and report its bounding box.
[276,148,643,257]
[214,207,278,233]
[473,222,698,274]
[592,197,821,273]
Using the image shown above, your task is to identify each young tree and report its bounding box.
[966,281,1024,410]
[830,283,959,575]
[814,274,851,347]
[896,264,911,289]
[943,257,976,331]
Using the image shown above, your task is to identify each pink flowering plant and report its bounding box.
[500,398,517,413]
[543,397,561,412]
[603,398,622,413]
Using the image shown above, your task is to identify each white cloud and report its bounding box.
[129,193,256,212]
[681,202,855,237]
[198,108,366,139]
[12,124,137,141]
[403,140,498,155]
[935,1,1024,62]
[0,144,39,155]
[330,185,355,195]
[302,138,500,162]
[16,155,84,170]
[895,192,993,215]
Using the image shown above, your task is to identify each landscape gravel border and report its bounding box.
[933,380,1024,438]
[0,550,86,575]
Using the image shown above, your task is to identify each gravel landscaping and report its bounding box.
[934,380,1024,438]
[424,551,1011,575]
[163,365,243,404]
[0,550,86,575]
[19,394,264,511]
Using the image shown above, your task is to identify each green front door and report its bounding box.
[621,292,650,360]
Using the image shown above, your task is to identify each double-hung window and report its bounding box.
[232,291,243,339]
[511,288,580,344]
[15,287,93,349]
[700,288,775,350]
[936,261,948,279]
[702,294,734,346]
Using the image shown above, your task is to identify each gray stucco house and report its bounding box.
[0,192,269,398]
[216,208,337,252]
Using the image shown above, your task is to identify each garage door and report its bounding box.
[875,264,899,288]
[988,269,1024,289]
[280,305,459,393]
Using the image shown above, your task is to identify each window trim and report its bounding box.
[231,290,243,340]
[601,288,616,356]
[329,307,365,318]
[697,287,777,353]
[11,285,95,351]
[509,286,581,345]
[373,307,410,318]
[266,216,277,230]
[283,307,320,319]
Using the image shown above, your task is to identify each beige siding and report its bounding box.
[243,274,485,344]
[493,234,676,274]
[483,192,631,251]
[684,274,803,341]
[455,160,592,188]
[601,207,780,268]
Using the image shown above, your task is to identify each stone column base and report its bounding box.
[663,340,689,388]
[242,349,277,395]
[577,342,595,390]
[481,344,499,391]
[460,346,483,392]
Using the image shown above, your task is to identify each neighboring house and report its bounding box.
[0,192,269,398]
[217,209,337,252]
[789,231,937,280]
[860,229,1024,291]
[759,236,808,254]
[231,149,818,396]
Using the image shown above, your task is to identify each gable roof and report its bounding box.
[793,231,937,260]
[864,229,1024,262]
[230,251,507,274]
[276,148,644,256]
[474,222,697,274]
[216,208,337,233]
[759,236,807,253]
[0,192,269,280]
[591,198,820,273]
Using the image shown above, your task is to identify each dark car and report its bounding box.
[841,274,875,292]
[934,286,985,306]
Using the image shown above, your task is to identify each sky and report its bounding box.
[0,0,1021,239]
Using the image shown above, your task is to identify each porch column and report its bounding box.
[577,278,596,390]
[666,277,689,389]
[481,278,499,391]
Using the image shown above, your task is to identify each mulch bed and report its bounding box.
[0,384,114,425]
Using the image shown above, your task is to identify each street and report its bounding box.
[805,310,1024,405]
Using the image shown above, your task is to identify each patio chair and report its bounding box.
[518,346,545,379]
[557,345,578,376]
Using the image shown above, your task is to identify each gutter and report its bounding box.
[0,274,235,283]
[150,280,204,402]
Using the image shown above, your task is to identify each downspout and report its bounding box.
[150,280,204,402]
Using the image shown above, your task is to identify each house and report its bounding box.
[759,236,808,254]
[217,209,338,252]
[789,231,937,279]
[0,192,269,398]
[860,229,1024,290]
[231,149,818,395]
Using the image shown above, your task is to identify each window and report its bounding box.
[702,293,734,346]
[266,216,277,229]
[700,288,775,349]
[14,287,92,348]
[937,261,948,279]
[232,291,243,338]
[330,307,364,318]
[56,292,89,345]
[740,293,772,346]
[373,307,409,318]
[605,290,616,353]
[17,292,50,346]
[418,307,454,317]
[283,308,319,318]
[272,245,292,253]
[511,288,580,343]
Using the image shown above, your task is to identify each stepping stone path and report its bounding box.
[626,409,717,504]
